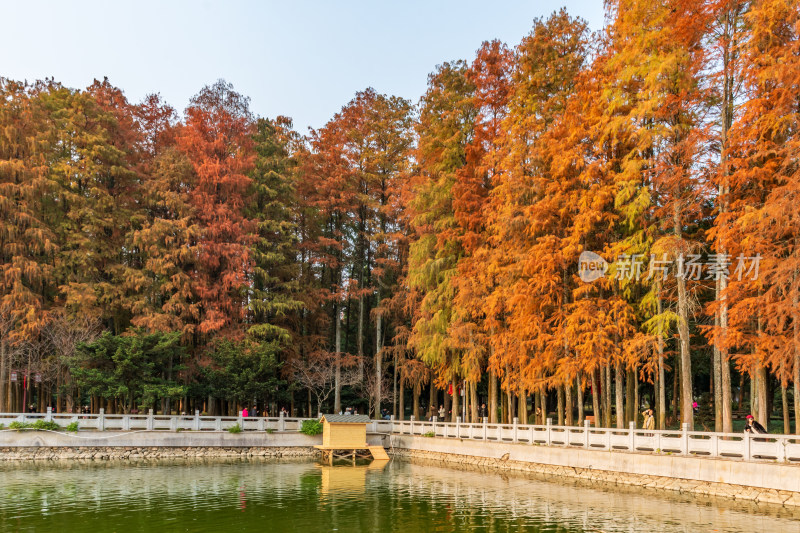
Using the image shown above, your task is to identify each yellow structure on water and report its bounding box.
[314,414,389,461]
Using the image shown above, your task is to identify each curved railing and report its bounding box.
[383,417,800,463]
[2,409,798,464]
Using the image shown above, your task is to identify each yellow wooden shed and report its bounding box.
[320,414,370,447]
[314,414,389,461]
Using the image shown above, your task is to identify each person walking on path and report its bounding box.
[643,409,655,433]
[242,407,249,418]
[744,414,767,434]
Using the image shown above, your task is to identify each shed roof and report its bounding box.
[321,414,371,424]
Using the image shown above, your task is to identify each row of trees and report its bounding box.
[1,0,798,431]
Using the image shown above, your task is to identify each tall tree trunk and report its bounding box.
[592,369,601,427]
[375,293,383,417]
[625,368,635,426]
[604,364,613,428]
[489,367,498,423]
[755,364,769,428]
[0,341,6,413]
[413,383,420,420]
[540,388,547,423]
[392,352,397,418]
[713,284,723,432]
[357,295,364,381]
[716,0,740,436]
[576,374,584,425]
[672,353,680,424]
[793,265,799,434]
[334,301,342,414]
[165,355,173,415]
[565,380,573,426]
[781,370,790,435]
[557,386,564,425]
[451,378,459,422]
[657,291,666,429]
[675,216,694,430]
[615,362,624,428]
[429,383,436,419]
[443,383,451,421]
[471,382,479,423]
[398,374,405,421]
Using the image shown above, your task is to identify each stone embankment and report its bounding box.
[388,435,800,507]
[0,446,316,461]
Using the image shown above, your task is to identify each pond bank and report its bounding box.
[388,434,800,507]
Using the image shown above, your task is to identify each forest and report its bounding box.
[0,0,798,434]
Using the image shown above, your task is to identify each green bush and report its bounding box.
[0,423,4,430]
[9,420,62,431]
[32,420,61,431]
[228,423,242,434]
[65,422,79,433]
[265,428,276,434]
[300,419,323,436]
[422,431,435,438]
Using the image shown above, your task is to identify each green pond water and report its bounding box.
[0,458,799,532]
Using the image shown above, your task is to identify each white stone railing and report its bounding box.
[0,408,312,432]
[377,416,800,464]
[4,410,800,464]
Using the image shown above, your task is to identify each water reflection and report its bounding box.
[0,457,797,532]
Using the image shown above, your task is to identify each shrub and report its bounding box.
[9,420,61,431]
[422,431,435,438]
[65,422,79,433]
[228,423,242,434]
[265,428,276,434]
[0,423,4,430]
[32,420,61,431]
[300,419,323,436]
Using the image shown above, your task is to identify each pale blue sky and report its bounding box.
[2,1,604,132]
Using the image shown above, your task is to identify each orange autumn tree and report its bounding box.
[408,60,476,421]
[722,0,800,431]
[486,10,594,424]
[450,40,513,423]
[177,80,256,339]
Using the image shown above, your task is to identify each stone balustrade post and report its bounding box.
[629,421,636,451]
[98,408,105,431]
[583,419,591,448]
[456,416,461,438]
[194,410,200,431]
[545,417,552,446]
[711,432,719,458]
[483,417,488,441]
[279,411,286,432]
[122,414,130,431]
[432,415,437,436]
[410,415,415,435]
[513,417,519,443]
[258,416,265,431]
[776,435,786,463]
[215,416,222,431]
[147,409,154,431]
[744,430,751,461]
[170,414,178,431]
[682,422,689,455]
[45,406,52,422]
